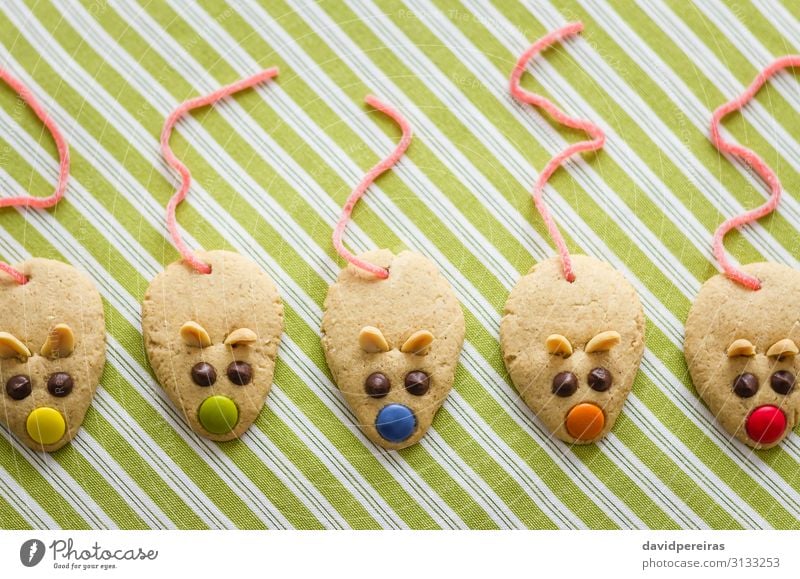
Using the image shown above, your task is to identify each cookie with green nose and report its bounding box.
[142,250,283,441]
[0,259,106,452]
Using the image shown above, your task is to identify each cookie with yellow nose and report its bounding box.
[142,250,283,441]
[0,259,106,452]
[500,255,645,444]
[321,249,465,450]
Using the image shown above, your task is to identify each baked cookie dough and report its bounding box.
[0,259,106,452]
[321,249,465,450]
[685,262,800,449]
[500,254,645,444]
[142,250,283,441]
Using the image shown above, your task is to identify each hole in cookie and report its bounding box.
[191,362,217,387]
[405,371,430,396]
[227,361,252,385]
[6,375,31,400]
[732,373,759,398]
[770,370,795,395]
[552,372,577,397]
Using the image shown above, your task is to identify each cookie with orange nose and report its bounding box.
[0,259,106,452]
[321,249,465,450]
[500,255,645,444]
[685,262,800,449]
[142,250,283,441]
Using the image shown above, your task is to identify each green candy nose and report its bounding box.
[198,396,239,434]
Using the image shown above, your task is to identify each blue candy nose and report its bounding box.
[375,404,416,443]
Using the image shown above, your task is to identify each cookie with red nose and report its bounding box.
[500,255,645,444]
[685,262,800,449]
[0,259,106,452]
[142,250,283,441]
[321,249,465,450]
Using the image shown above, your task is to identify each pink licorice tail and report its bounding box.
[161,67,279,274]
[710,55,800,291]
[509,21,605,283]
[0,68,71,284]
[332,95,412,279]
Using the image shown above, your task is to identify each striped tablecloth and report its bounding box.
[1,0,799,530]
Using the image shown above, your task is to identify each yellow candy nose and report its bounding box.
[26,407,66,446]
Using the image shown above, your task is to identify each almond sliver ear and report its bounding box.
[767,338,798,360]
[180,321,212,348]
[0,332,31,361]
[359,326,390,353]
[224,328,258,347]
[585,330,621,353]
[545,334,573,357]
[400,330,434,355]
[40,324,75,358]
[727,338,756,357]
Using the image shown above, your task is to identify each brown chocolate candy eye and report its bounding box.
[6,375,31,400]
[405,371,430,396]
[365,372,390,398]
[733,373,758,398]
[552,372,578,397]
[191,362,217,387]
[771,370,795,395]
[587,367,613,392]
[47,373,74,397]
[227,361,253,385]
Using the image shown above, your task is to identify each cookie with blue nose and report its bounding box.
[322,249,465,450]
[0,259,106,452]
[142,250,283,441]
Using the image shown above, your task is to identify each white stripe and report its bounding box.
[0,466,60,529]
[625,394,769,529]
[70,434,174,529]
[444,391,585,529]
[603,433,705,529]
[422,430,526,529]
[268,391,408,530]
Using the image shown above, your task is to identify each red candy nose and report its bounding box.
[745,405,787,445]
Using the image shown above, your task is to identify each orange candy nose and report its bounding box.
[565,403,605,441]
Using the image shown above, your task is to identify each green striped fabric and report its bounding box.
[1,0,799,530]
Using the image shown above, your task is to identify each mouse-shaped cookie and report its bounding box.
[321,249,464,449]
[685,56,800,449]
[0,259,106,451]
[142,250,283,441]
[502,24,644,443]
[144,71,284,440]
[501,255,644,443]
[685,262,800,449]
[323,96,465,449]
